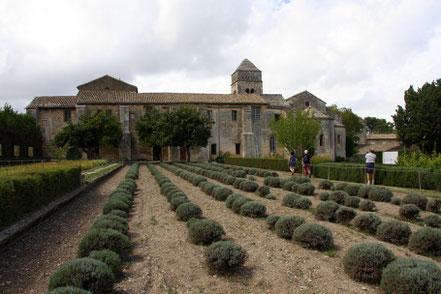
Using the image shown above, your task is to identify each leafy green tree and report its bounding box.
[0,104,43,157]
[55,112,122,159]
[393,79,441,153]
[269,109,321,156]
[136,106,212,161]
[364,116,395,134]
[328,105,363,156]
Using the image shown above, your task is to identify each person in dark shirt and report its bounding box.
[289,151,296,175]
[302,150,312,178]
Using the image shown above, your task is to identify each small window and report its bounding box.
[305,101,310,107]
[162,107,169,111]
[211,143,217,155]
[235,143,240,155]
[232,110,237,121]
[251,107,260,120]
[274,114,281,121]
[207,110,213,120]
[337,134,341,146]
[64,109,71,122]
[144,106,153,115]
[245,88,250,94]
[270,136,276,153]
[130,112,135,120]
[250,89,255,93]
[233,90,236,94]
[104,87,110,90]
[320,134,324,147]
[105,109,112,115]
[96,109,102,113]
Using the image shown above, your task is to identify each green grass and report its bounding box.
[84,163,121,181]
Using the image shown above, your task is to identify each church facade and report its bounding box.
[26,59,346,161]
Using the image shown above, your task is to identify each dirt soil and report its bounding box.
[0,165,439,294]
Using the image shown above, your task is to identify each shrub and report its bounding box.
[315,201,340,222]
[318,192,329,201]
[357,186,372,199]
[376,221,411,246]
[427,198,441,213]
[234,170,247,178]
[45,287,92,294]
[202,182,216,195]
[88,250,122,275]
[231,196,252,214]
[333,182,348,191]
[205,241,248,273]
[263,177,272,186]
[77,229,132,259]
[344,196,361,208]
[408,227,441,256]
[95,214,127,226]
[187,218,226,245]
[402,193,428,210]
[390,197,402,205]
[265,194,277,200]
[297,183,315,196]
[399,204,421,219]
[368,187,393,202]
[225,193,243,209]
[336,207,357,225]
[353,213,382,234]
[424,214,441,228]
[293,197,312,210]
[107,209,128,219]
[266,214,281,230]
[212,187,233,201]
[292,176,310,184]
[381,258,441,294]
[282,181,297,191]
[345,184,360,196]
[318,180,334,190]
[175,202,203,221]
[170,196,189,211]
[48,258,114,293]
[329,191,348,205]
[241,181,259,192]
[269,177,281,188]
[91,218,128,235]
[343,243,395,283]
[255,185,270,197]
[248,168,257,175]
[103,200,130,215]
[274,215,305,239]
[282,193,301,208]
[292,223,334,251]
[232,178,246,189]
[240,201,267,218]
[359,200,376,211]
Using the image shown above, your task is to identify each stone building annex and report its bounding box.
[26,59,346,161]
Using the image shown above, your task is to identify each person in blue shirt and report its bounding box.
[289,151,296,175]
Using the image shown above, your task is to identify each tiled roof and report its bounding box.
[26,96,77,109]
[77,75,137,92]
[233,59,261,72]
[287,90,326,104]
[76,91,268,105]
[358,141,402,153]
[261,94,290,109]
[367,133,397,140]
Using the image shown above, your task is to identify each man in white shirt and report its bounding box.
[365,148,376,185]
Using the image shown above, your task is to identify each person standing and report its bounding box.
[302,150,312,178]
[365,148,376,184]
[289,151,296,175]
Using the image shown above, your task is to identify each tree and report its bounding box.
[364,116,395,134]
[393,79,441,153]
[136,106,212,161]
[269,108,321,156]
[54,112,122,159]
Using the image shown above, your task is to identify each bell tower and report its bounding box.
[231,59,263,94]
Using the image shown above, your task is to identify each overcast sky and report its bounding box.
[1,0,440,121]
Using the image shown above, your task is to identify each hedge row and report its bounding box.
[224,157,299,173]
[0,165,81,228]
[312,163,441,191]
[46,163,139,293]
[153,163,248,272]
[189,162,247,178]
[211,162,278,178]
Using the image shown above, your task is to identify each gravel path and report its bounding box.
[0,166,130,294]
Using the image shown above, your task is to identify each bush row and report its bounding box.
[189,162,247,178]
[46,164,139,293]
[265,176,315,196]
[153,163,248,273]
[0,165,81,228]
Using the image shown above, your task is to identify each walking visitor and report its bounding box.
[365,148,376,184]
[302,150,312,178]
[289,151,296,175]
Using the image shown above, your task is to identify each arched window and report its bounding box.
[270,136,276,153]
[245,88,250,94]
[319,134,324,147]
[337,134,341,146]
[250,89,255,93]
[305,101,310,107]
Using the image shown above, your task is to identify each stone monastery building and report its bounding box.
[26,59,346,161]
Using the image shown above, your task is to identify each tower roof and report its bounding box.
[233,59,261,73]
